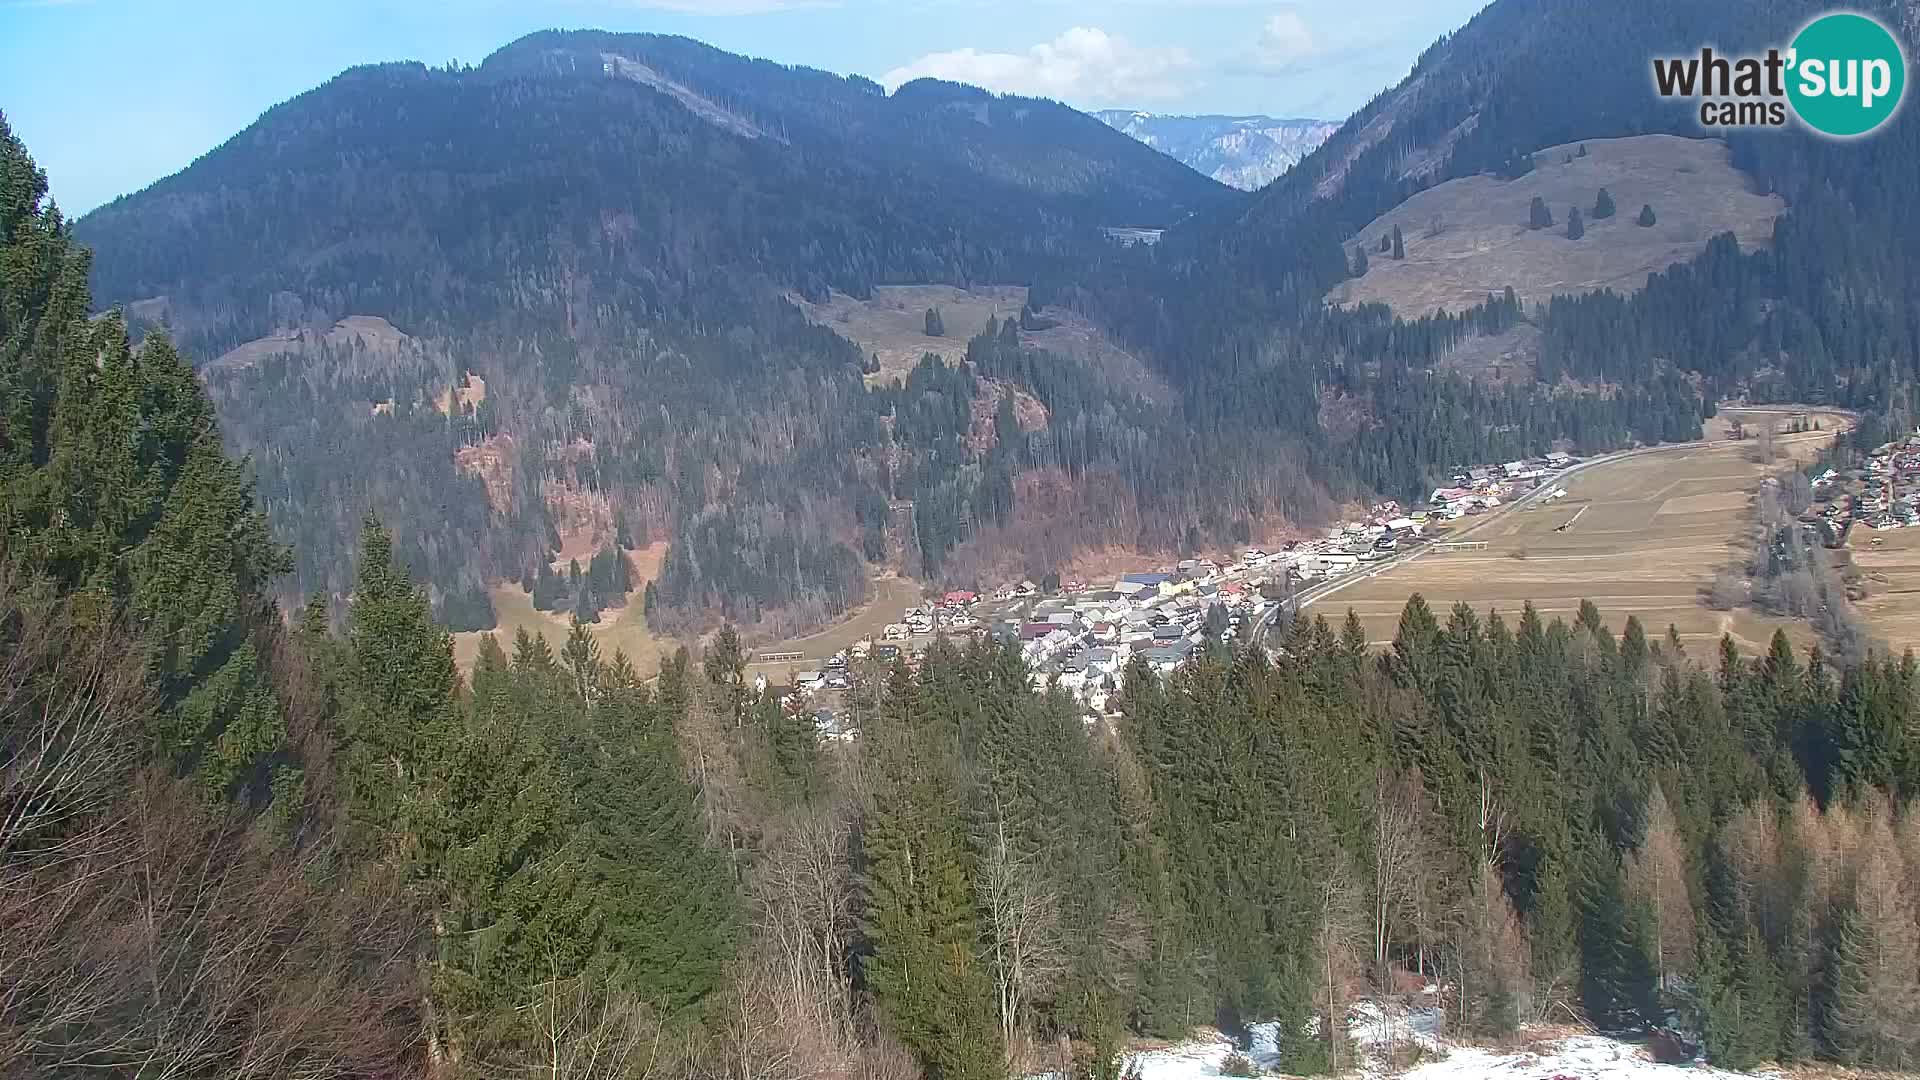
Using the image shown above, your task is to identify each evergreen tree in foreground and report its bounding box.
[341,516,459,843]
[1567,207,1584,240]
[861,709,1002,1080]
[1529,196,1554,229]
[1593,187,1616,219]
[925,306,945,337]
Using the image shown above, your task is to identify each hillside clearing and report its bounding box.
[1327,135,1784,317]
[794,283,1170,399]
[793,284,1026,382]
[452,543,667,674]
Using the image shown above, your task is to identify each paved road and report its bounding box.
[1254,409,1855,648]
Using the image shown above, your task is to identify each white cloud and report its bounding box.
[881,27,1192,104]
[1254,7,1317,69]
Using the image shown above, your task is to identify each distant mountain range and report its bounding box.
[1094,110,1338,190]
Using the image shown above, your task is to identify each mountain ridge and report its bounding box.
[71,29,1246,635]
[1095,109,1338,190]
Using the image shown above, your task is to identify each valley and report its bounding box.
[12,0,1920,1075]
[1313,410,1854,652]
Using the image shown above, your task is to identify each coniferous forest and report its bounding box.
[9,115,1920,1076]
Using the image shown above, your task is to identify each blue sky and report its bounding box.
[1,0,1489,215]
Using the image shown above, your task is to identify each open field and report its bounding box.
[1851,525,1920,651]
[451,545,930,680]
[745,575,926,677]
[1327,135,1784,317]
[451,543,668,675]
[1315,416,1841,654]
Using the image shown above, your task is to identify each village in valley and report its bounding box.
[756,450,1593,738]
[1815,425,1920,533]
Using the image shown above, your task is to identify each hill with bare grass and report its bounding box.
[1327,135,1784,316]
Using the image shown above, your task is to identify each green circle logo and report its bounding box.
[1787,12,1907,137]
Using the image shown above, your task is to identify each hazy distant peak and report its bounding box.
[1094,110,1337,190]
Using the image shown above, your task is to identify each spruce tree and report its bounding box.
[1576,836,1658,1028]
[576,680,739,1011]
[1352,244,1369,277]
[1392,223,1405,259]
[925,307,945,337]
[1593,187,1616,220]
[512,625,556,673]
[1566,207,1584,240]
[341,516,458,841]
[1529,196,1554,230]
[1637,204,1657,227]
[862,728,1002,1079]
[562,616,601,699]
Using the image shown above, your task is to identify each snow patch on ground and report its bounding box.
[1127,1002,1775,1080]
[1399,1035,1769,1080]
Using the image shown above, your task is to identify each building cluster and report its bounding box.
[980,557,1276,714]
[1427,453,1567,520]
[1808,427,1920,536]
[764,453,1575,734]
[1855,430,1920,530]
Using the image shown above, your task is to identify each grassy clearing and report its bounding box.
[745,575,926,677]
[1328,135,1784,317]
[793,284,1027,384]
[452,544,668,676]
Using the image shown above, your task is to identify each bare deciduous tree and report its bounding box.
[0,572,151,862]
[752,810,859,1053]
[1311,858,1366,1074]
[1829,821,1920,1069]
[1449,855,1531,1036]
[0,776,424,1078]
[1749,417,1779,464]
[1369,771,1432,985]
[1625,786,1694,992]
[974,813,1065,1063]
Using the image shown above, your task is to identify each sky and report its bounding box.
[0,0,1490,216]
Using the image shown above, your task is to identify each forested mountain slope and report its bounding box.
[82,30,1233,359]
[71,32,1240,634]
[1054,0,1919,499]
